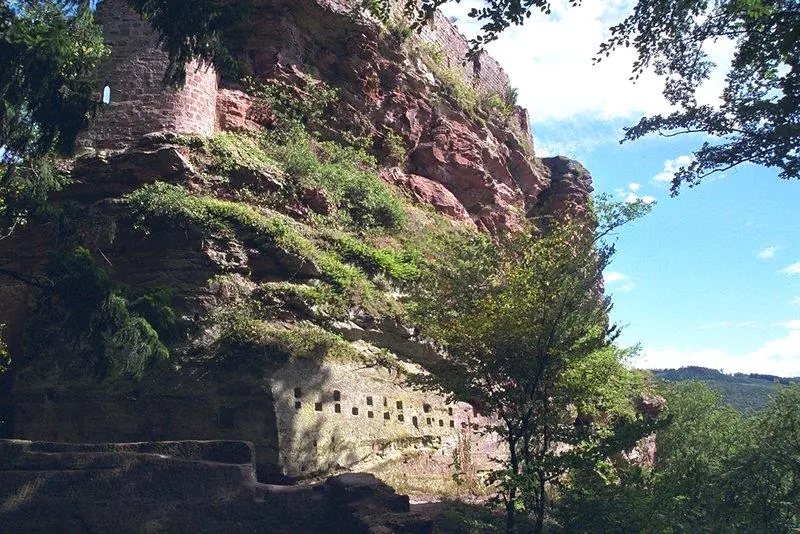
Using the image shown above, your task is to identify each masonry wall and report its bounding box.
[271,360,501,492]
[80,0,217,149]
[83,0,529,150]
[416,10,511,97]
[9,388,283,481]
[317,0,514,98]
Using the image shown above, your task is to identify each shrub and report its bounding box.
[414,42,480,119]
[129,288,180,343]
[42,247,169,379]
[382,129,407,165]
[244,76,338,134]
[101,293,169,378]
[262,129,406,231]
[206,132,280,176]
[478,92,514,121]
[331,234,419,282]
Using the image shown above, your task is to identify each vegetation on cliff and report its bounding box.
[24,247,170,380]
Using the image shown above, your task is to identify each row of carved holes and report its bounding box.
[293,388,456,428]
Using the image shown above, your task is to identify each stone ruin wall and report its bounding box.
[9,380,283,481]
[80,0,218,150]
[322,0,533,145]
[7,358,501,489]
[84,0,531,150]
[413,9,533,147]
[417,10,510,96]
[321,0,513,96]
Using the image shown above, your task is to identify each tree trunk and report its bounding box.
[506,487,516,534]
[533,472,546,534]
[506,432,518,533]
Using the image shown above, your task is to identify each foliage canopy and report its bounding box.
[410,213,658,532]
[0,1,107,232]
[557,381,800,532]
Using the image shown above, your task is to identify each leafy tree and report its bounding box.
[601,0,800,194]
[410,206,656,532]
[648,382,747,530]
[371,0,800,194]
[732,384,800,531]
[556,381,800,533]
[0,0,107,233]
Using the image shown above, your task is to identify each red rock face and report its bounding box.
[86,0,592,234]
[209,0,591,234]
[380,168,475,228]
[216,89,277,132]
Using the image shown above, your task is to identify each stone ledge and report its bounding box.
[0,439,432,533]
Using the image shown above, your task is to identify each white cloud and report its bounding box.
[622,192,656,204]
[442,0,732,123]
[443,0,668,122]
[698,321,762,330]
[781,262,800,274]
[633,322,800,376]
[604,272,638,292]
[774,320,800,330]
[633,348,733,372]
[535,138,599,158]
[629,183,641,191]
[615,186,657,204]
[757,246,777,259]
[604,271,627,283]
[747,329,800,373]
[652,155,694,184]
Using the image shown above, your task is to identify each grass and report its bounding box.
[260,128,406,231]
[430,499,510,534]
[206,132,281,176]
[127,182,359,284]
[126,182,406,319]
[329,233,420,282]
[210,300,360,367]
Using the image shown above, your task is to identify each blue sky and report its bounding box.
[442,1,800,376]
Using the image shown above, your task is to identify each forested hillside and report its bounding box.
[653,366,800,411]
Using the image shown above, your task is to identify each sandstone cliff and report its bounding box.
[0,0,594,495]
